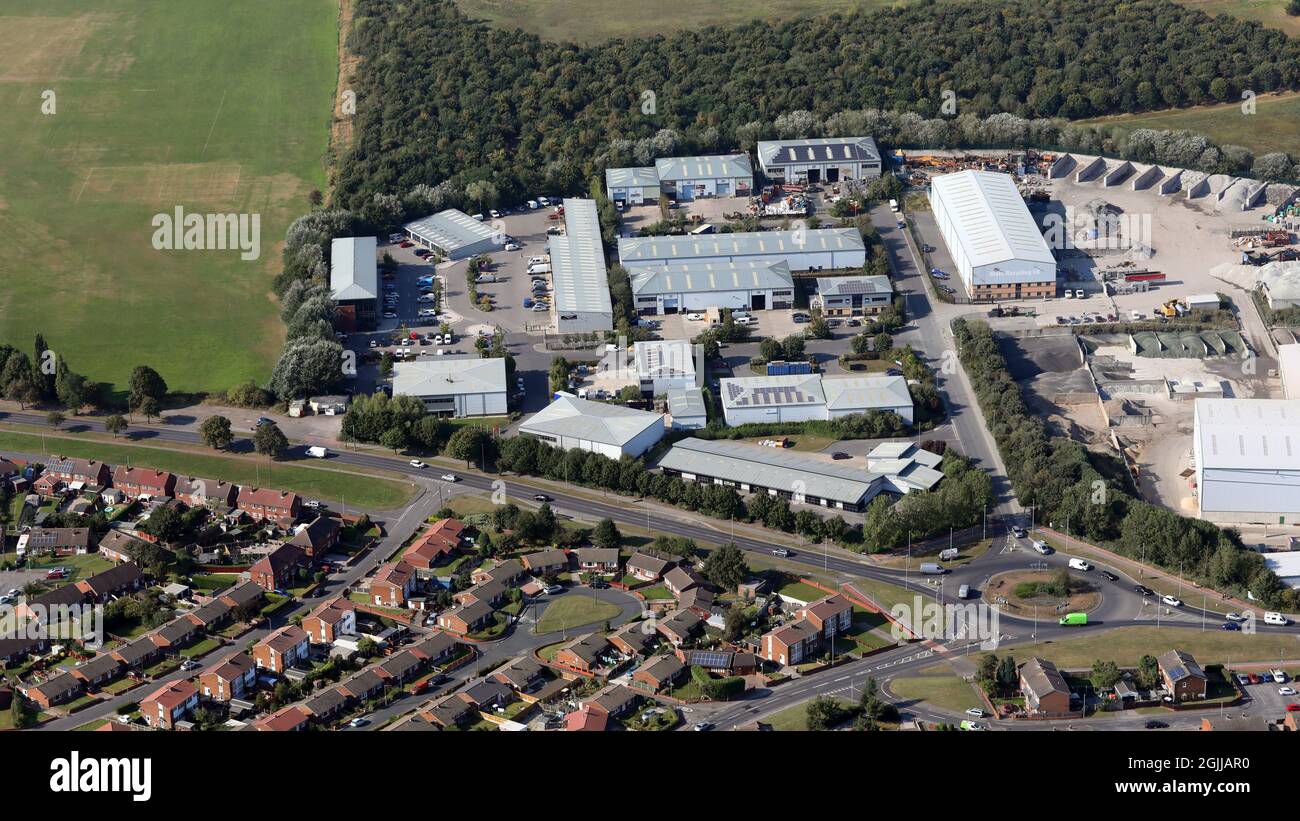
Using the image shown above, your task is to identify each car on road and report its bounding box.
[1011,526,1027,539]
[440,474,459,482]
[1161,595,1183,607]
[1280,687,1298,697]
[1144,720,1168,729]
[533,494,551,502]
[964,708,986,718]
[831,452,850,460]
[1225,612,1245,621]
[771,548,791,557]
[544,585,563,595]
[409,460,426,469]
[304,499,323,509]
[349,717,369,728]
[1220,621,1241,631]
[179,659,201,671]
[589,580,609,589]
[45,567,69,580]
[939,284,956,294]
[1134,584,1155,597]
[959,720,985,731]
[1100,570,1118,582]
[692,721,714,732]
[1032,540,1052,555]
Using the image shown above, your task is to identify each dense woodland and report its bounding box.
[336,0,1300,208]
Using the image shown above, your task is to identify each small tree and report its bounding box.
[380,426,409,454]
[200,415,235,450]
[253,422,289,460]
[46,411,65,429]
[104,414,128,438]
[137,396,161,423]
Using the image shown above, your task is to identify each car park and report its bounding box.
[532,303,548,311]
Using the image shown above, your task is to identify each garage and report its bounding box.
[750,294,766,310]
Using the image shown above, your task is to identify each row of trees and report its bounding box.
[0,336,97,411]
[336,0,1300,213]
[953,318,1292,608]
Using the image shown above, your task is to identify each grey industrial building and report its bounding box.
[656,439,943,512]
[403,209,501,260]
[756,136,882,183]
[630,259,794,315]
[604,167,661,206]
[519,395,665,459]
[812,275,894,316]
[1193,398,1300,524]
[329,236,379,331]
[392,357,508,417]
[653,154,753,201]
[719,373,913,425]
[550,198,614,333]
[619,228,865,273]
[666,388,708,430]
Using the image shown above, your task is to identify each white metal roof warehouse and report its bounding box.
[403,208,500,259]
[329,237,378,301]
[1193,398,1300,524]
[392,357,507,417]
[550,198,613,333]
[630,259,795,314]
[756,136,882,182]
[519,395,665,459]
[929,170,1057,299]
[719,373,913,425]
[656,438,942,512]
[618,228,864,272]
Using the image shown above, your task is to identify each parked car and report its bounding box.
[685,312,705,321]
[1279,686,1298,696]
[831,452,851,460]
[544,585,563,595]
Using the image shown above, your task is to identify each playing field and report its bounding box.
[1082,91,1300,163]
[0,0,338,396]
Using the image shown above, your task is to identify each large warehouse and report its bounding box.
[619,228,865,272]
[656,438,942,512]
[550,198,614,333]
[1193,398,1300,524]
[519,395,665,459]
[329,236,378,331]
[929,170,1057,301]
[392,357,508,417]
[605,167,661,206]
[719,374,913,425]
[653,154,753,200]
[756,136,882,183]
[403,208,500,260]
[630,259,794,315]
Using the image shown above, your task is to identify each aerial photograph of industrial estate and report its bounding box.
[5,0,1300,795]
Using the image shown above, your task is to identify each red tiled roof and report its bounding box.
[142,679,196,711]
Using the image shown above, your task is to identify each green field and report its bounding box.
[1176,0,1300,36]
[454,0,894,42]
[533,594,621,634]
[0,0,338,395]
[890,671,983,713]
[0,429,416,508]
[1008,626,1300,669]
[1081,91,1300,162]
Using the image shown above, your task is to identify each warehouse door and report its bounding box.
[826,167,840,183]
[751,294,766,310]
[807,168,821,184]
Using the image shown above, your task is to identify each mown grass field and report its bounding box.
[453,0,895,42]
[0,429,416,508]
[1008,626,1300,668]
[1082,91,1300,162]
[0,0,338,396]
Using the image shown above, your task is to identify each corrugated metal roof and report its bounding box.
[720,374,909,414]
[403,209,497,253]
[605,166,660,189]
[550,198,613,316]
[666,387,707,419]
[329,236,378,301]
[654,153,752,181]
[656,438,881,506]
[630,258,794,296]
[815,275,892,297]
[520,395,664,449]
[822,375,912,411]
[757,136,880,168]
[929,170,1056,273]
[619,228,864,267]
[1195,398,1300,471]
[392,357,506,398]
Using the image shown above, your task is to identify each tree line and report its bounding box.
[335,0,1300,213]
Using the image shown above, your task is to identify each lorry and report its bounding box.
[938,548,959,561]
[1059,612,1088,626]
[306,446,329,459]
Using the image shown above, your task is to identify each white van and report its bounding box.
[1032,540,1052,555]
[306,446,329,459]
[527,256,547,266]
[732,312,755,325]
[528,263,551,275]
[957,584,971,599]
[1264,611,1290,626]
[919,563,946,575]
[1068,558,1091,571]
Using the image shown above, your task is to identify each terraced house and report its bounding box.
[237,487,302,526]
[111,466,177,499]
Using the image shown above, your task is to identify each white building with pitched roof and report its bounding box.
[519,395,665,459]
[392,357,507,417]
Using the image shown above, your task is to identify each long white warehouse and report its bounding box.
[630,259,795,315]
[1193,398,1300,525]
[618,228,865,273]
[550,198,614,333]
[719,373,913,425]
[519,395,665,459]
[929,169,1057,301]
